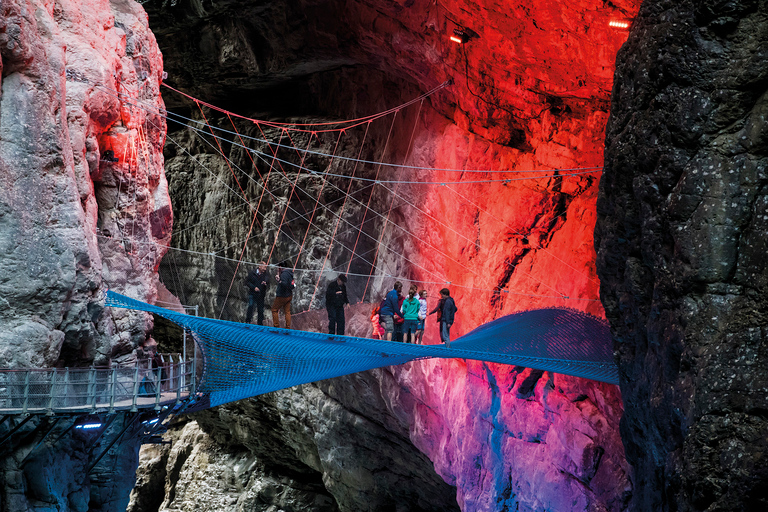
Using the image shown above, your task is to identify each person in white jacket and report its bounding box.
[415,289,428,344]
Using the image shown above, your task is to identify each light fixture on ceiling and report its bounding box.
[450,28,469,44]
[609,20,630,29]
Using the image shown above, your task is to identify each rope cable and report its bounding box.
[363,99,424,301]
[107,84,603,309]
[187,117,567,300]
[161,81,448,132]
[292,130,344,272]
[266,132,316,265]
[444,183,601,286]
[309,121,371,307]
[195,100,258,225]
[163,121,458,288]
[95,82,602,177]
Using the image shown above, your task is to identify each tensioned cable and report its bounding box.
[195,100,256,223]
[102,233,598,302]
[309,121,371,307]
[363,98,424,301]
[96,83,602,176]
[182,114,565,302]
[193,117,588,303]
[178,115,598,263]
[222,129,498,291]
[172,118,500,294]
[100,83,600,304]
[165,116,601,185]
[162,107,602,175]
[155,125,318,262]
[292,130,343,272]
[263,130,315,264]
[200,133,591,299]
[161,81,449,132]
[348,112,397,276]
[156,121,441,287]
[149,97,590,306]
[211,182,376,256]
[172,203,250,238]
[376,181,566,297]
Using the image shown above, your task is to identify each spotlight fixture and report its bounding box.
[609,20,630,29]
[450,28,469,44]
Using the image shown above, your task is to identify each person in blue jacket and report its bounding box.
[429,288,458,347]
[379,281,403,341]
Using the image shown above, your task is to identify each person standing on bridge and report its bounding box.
[415,289,428,344]
[272,262,295,329]
[379,281,404,341]
[326,274,349,335]
[245,261,270,325]
[429,288,458,348]
[400,285,420,343]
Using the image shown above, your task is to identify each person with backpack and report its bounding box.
[271,262,295,329]
[379,282,404,341]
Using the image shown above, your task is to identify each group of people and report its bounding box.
[244,266,458,346]
[372,281,458,347]
[245,261,295,329]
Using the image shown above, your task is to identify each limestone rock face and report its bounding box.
[596,1,768,510]
[0,0,169,366]
[130,420,339,512]
[129,0,642,510]
[0,0,168,510]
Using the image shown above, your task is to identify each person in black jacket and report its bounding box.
[271,262,295,329]
[325,274,349,335]
[429,288,458,348]
[245,262,270,325]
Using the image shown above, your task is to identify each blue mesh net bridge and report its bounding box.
[106,291,618,409]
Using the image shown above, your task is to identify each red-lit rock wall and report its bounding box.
[368,101,627,510]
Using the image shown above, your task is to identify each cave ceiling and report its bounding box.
[146,0,641,145]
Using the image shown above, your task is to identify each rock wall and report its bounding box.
[133,2,634,510]
[0,0,169,510]
[596,1,768,510]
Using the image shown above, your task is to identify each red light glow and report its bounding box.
[450,35,464,44]
[609,20,630,29]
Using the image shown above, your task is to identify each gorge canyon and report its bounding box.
[1,0,767,512]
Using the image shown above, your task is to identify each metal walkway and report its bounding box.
[0,355,195,415]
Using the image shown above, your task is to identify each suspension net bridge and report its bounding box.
[106,290,617,410]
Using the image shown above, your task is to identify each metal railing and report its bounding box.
[0,354,195,414]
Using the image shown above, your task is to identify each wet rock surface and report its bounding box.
[596,1,768,510]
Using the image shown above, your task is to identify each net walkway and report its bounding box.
[106,291,617,409]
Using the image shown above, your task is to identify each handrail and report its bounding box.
[0,355,196,414]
